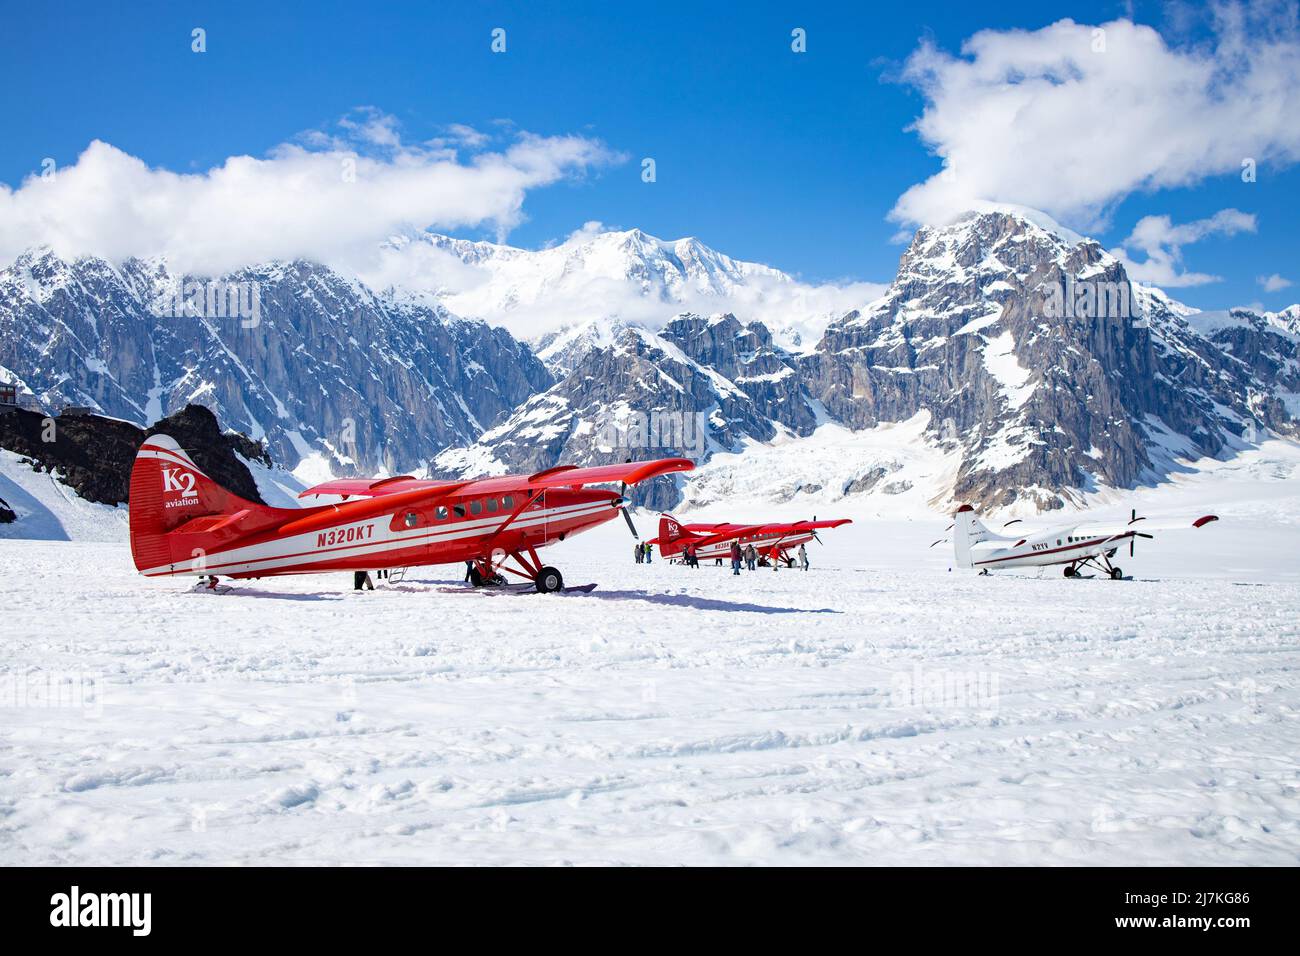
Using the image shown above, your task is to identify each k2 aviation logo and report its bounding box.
[49,886,151,936]
[161,466,198,506]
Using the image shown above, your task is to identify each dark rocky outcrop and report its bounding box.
[0,403,267,506]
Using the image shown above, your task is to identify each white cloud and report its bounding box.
[1258,272,1293,291]
[0,111,621,276]
[1111,208,1256,286]
[891,7,1300,228]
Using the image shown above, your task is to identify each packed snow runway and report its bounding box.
[2,504,1298,866]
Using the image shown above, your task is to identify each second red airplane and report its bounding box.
[652,514,852,567]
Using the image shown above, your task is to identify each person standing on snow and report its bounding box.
[730,540,743,575]
[799,542,809,571]
[745,543,757,571]
[645,542,653,564]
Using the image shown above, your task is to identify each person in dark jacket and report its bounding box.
[730,540,743,575]
[744,543,757,571]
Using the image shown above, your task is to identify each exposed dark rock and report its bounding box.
[0,403,267,506]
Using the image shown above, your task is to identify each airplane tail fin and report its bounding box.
[656,513,699,556]
[128,434,273,575]
[952,504,1000,569]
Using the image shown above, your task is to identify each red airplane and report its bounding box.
[651,514,852,567]
[128,434,693,592]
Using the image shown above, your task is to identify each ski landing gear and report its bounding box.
[1065,551,1124,580]
[190,575,233,594]
[470,547,566,594]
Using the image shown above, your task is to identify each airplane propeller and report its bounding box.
[1127,508,1153,557]
[621,502,640,539]
[617,458,640,538]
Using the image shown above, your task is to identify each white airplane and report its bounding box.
[944,505,1219,579]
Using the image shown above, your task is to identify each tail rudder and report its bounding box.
[656,513,697,556]
[952,504,999,569]
[128,434,269,574]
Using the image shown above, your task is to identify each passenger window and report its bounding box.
[435,505,448,520]
[502,496,514,509]
[486,498,498,514]
[453,504,466,518]
[404,512,418,528]
[470,500,482,515]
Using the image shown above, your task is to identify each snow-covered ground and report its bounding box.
[1,445,1298,865]
[0,449,129,542]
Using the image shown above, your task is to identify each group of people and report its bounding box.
[633,541,655,563]
[724,541,809,574]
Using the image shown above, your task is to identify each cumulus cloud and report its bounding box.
[891,6,1300,228]
[1112,208,1257,286]
[1258,272,1293,291]
[0,110,621,275]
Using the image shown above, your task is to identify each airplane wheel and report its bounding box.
[1110,567,1123,580]
[1063,566,1076,578]
[535,566,564,594]
[469,567,485,587]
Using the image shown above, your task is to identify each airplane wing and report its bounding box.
[524,458,695,488]
[298,476,455,499]
[684,518,853,550]
[1072,514,1219,537]
[788,518,853,531]
[298,458,695,500]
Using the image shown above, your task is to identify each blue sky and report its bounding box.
[1,0,1297,310]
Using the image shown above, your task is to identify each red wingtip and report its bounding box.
[1192,515,1219,528]
[956,504,974,514]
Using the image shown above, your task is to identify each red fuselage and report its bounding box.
[136,485,621,579]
